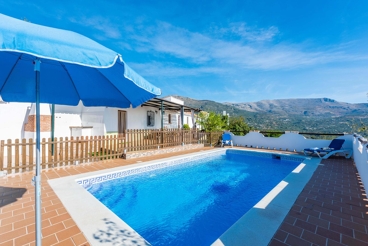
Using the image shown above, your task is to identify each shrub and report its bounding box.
[183,124,190,130]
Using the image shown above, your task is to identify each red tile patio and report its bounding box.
[1,147,367,245]
[269,157,368,246]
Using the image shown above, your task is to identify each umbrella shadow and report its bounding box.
[0,186,27,207]
[92,218,150,246]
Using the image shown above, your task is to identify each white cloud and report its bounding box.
[126,21,368,71]
[213,23,279,42]
[68,17,367,103]
[130,22,214,63]
[128,61,228,77]
[68,16,122,39]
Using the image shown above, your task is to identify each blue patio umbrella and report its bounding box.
[0,13,161,245]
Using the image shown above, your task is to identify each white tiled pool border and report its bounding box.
[75,148,305,190]
[48,149,320,246]
[76,149,227,189]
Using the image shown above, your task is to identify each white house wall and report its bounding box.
[163,111,179,128]
[0,101,195,142]
[125,106,161,130]
[54,104,83,137]
[163,112,196,129]
[0,103,30,140]
[184,113,195,127]
[56,105,163,136]
[104,107,117,134]
[81,107,105,136]
[54,113,82,137]
[105,106,161,134]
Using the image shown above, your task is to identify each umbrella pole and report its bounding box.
[34,59,42,246]
[51,104,55,155]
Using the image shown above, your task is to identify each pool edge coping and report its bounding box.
[213,153,320,246]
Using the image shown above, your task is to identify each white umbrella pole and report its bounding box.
[34,59,42,246]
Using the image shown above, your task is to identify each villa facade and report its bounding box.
[0,96,200,141]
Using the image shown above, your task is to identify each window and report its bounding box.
[147,111,155,127]
[168,114,171,124]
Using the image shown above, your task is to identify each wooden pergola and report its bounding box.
[141,97,201,129]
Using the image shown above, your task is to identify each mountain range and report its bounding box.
[224,98,368,117]
[172,96,368,134]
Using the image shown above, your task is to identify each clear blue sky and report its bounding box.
[1,0,368,103]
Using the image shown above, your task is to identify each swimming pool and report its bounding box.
[48,149,320,246]
[87,150,302,245]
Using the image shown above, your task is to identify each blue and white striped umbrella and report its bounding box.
[0,13,161,107]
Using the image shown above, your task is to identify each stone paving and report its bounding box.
[0,147,367,245]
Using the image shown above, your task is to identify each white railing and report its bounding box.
[353,134,368,195]
[231,132,353,153]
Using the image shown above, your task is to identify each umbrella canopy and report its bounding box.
[0,13,161,246]
[0,13,161,107]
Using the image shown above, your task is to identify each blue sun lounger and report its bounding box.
[304,139,352,159]
[221,132,233,147]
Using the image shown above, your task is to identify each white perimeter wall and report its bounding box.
[231,132,367,191]
[231,132,353,152]
[352,136,368,198]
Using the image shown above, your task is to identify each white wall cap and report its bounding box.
[162,96,184,105]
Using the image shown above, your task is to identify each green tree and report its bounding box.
[197,111,226,131]
[352,118,368,137]
[228,116,251,135]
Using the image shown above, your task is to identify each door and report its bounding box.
[118,110,127,136]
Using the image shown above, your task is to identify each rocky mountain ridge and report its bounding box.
[170,95,368,133]
[223,98,368,117]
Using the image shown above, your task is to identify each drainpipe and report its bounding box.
[160,101,164,130]
[181,106,184,145]
[160,101,164,147]
[180,106,184,128]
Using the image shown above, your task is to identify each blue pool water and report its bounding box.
[87,151,301,245]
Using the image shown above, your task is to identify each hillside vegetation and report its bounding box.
[172,96,368,134]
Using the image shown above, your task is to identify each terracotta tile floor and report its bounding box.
[269,157,368,246]
[1,148,367,246]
